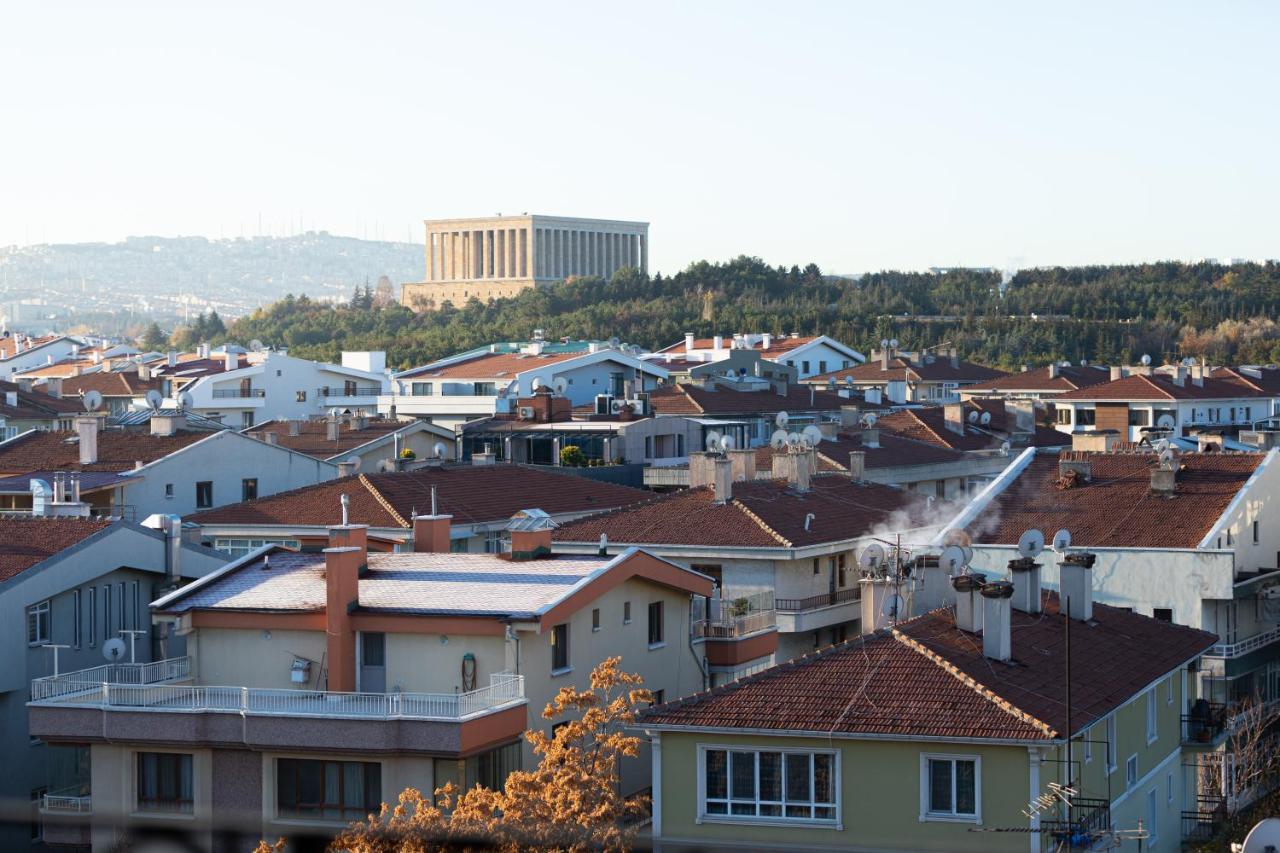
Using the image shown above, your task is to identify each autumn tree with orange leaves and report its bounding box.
[303,656,652,853]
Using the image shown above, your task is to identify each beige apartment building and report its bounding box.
[401,215,649,310]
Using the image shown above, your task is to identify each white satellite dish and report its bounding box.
[939,545,968,573]
[942,528,973,549]
[1241,818,1280,853]
[1053,529,1072,551]
[889,338,899,349]
[966,410,978,423]
[802,425,823,446]
[376,459,395,472]
[979,411,992,425]
[844,376,854,386]
[769,429,788,450]
[530,376,546,391]
[1159,448,1176,466]
[881,593,905,619]
[862,412,878,428]
[705,431,723,452]
[145,389,164,410]
[81,389,103,412]
[858,542,887,569]
[1017,529,1046,559]
[178,391,194,411]
[102,637,127,662]
[720,434,735,451]
[1156,413,1176,429]
[880,338,890,348]
[775,411,789,428]
[433,442,448,459]
[249,339,265,352]
[343,455,362,473]
[787,431,802,447]
[1140,353,1152,366]
[553,377,568,395]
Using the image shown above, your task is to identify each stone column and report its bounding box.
[640,234,648,273]
[519,227,528,277]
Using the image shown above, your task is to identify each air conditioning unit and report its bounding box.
[627,397,648,416]
[610,399,626,414]
[517,406,536,420]
[595,394,613,415]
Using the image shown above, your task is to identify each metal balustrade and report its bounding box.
[31,657,191,701]
[775,586,860,613]
[691,591,777,638]
[30,664,523,722]
[1207,626,1280,658]
[317,386,383,398]
[41,787,92,814]
[211,388,265,398]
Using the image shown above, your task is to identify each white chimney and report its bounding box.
[711,456,732,504]
[288,420,301,437]
[712,335,724,352]
[1110,366,1123,381]
[684,332,695,353]
[880,348,890,371]
[223,351,237,372]
[1172,366,1186,387]
[46,377,63,399]
[326,420,340,441]
[138,362,151,381]
[4,391,16,407]
[981,580,1014,662]
[1059,554,1095,621]
[167,351,178,368]
[150,413,186,436]
[76,416,98,465]
[761,332,773,350]
[1047,363,1059,380]
[861,428,880,449]
[847,450,865,480]
[1008,558,1042,614]
[337,460,358,477]
[915,555,956,614]
[943,403,965,436]
[951,573,985,633]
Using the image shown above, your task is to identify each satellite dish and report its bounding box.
[787,431,802,447]
[1000,440,1011,455]
[1241,818,1280,853]
[102,638,127,662]
[145,389,164,410]
[1017,529,1046,559]
[942,528,973,549]
[889,338,899,349]
[1154,438,1170,454]
[553,377,568,395]
[81,390,103,412]
[720,434,735,451]
[827,378,837,391]
[1053,529,1072,551]
[844,376,854,386]
[966,410,978,423]
[376,459,395,472]
[1159,448,1176,466]
[705,431,723,452]
[769,429,788,450]
[609,336,621,349]
[343,455,362,473]
[939,545,968,573]
[858,542,887,569]
[802,425,823,446]
[530,376,546,391]
[880,338,890,348]
[775,411,789,428]
[1156,413,1176,429]
[979,411,992,426]
[249,339,265,352]
[1140,353,1152,366]
[881,593,905,619]
[861,412,878,428]
[178,391,194,411]
[433,442,448,459]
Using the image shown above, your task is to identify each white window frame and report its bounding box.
[1126,754,1138,789]
[72,590,81,649]
[27,600,51,646]
[1146,689,1158,744]
[1146,787,1159,845]
[1084,724,1093,763]
[696,744,840,828]
[919,753,982,824]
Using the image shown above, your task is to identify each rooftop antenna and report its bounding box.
[119,629,147,663]
[801,424,824,447]
[1140,353,1152,366]
[858,542,887,573]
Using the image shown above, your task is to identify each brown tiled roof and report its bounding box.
[1219,367,1280,394]
[647,383,847,416]
[399,350,580,380]
[0,379,83,419]
[245,419,414,459]
[875,408,996,451]
[187,465,651,528]
[0,518,113,582]
[55,371,162,398]
[554,475,928,549]
[976,451,1264,548]
[0,335,64,361]
[643,593,1216,740]
[0,428,211,475]
[153,356,250,379]
[1055,372,1274,402]
[811,358,1006,384]
[965,364,1112,393]
[752,432,965,474]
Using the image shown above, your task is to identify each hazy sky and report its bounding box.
[3,1,1277,273]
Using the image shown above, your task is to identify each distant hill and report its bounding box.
[0,232,422,332]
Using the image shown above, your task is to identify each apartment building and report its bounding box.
[28,515,711,852]
[0,380,81,436]
[874,400,1067,452]
[961,361,1112,403]
[554,450,935,666]
[186,464,649,558]
[381,339,667,430]
[1,516,226,851]
[942,436,1280,712]
[244,415,455,466]
[0,335,82,381]
[810,345,1007,404]
[640,565,1218,852]
[651,333,865,379]
[646,377,849,451]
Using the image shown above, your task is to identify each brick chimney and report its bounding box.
[76,416,98,465]
[981,580,1014,662]
[413,514,453,553]
[324,525,367,692]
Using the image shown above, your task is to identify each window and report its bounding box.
[469,742,521,792]
[1167,772,1174,804]
[1153,607,1173,623]
[212,537,301,559]
[551,623,569,672]
[1076,408,1097,426]
[922,755,980,821]
[702,747,836,822]
[1056,407,1072,425]
[411,382,434,396]
[473,382,496,396]
[1146,788,1158,844]
[242,478,258,501]
[647,601,665,646]
[651,689,665,706]
[72,590,81,649]
[818,360,827,374]
[132,581,141,631]
[623,601,631,624]
[1254,520,1260,544]
[812,558,820,576]
[103,584,112,641]
[164,483,174,499]
[483,530,504,554]
[1084,724,1093,763]
[195,481,213,509]
[1125,754,1138,788]
[1146,689,1158,743]
[137,752,193,813]
[276,758,380,821]
[592,608,600,632]
[27,600,50,645]
[295,390,307,402]
[801,361,810,374]
[1129,408,1151,427]
[87,587,96,647]
[1106,715,1117,773]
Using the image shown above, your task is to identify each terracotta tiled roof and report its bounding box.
[554,475,928,549]
[752,432,965,474]
[642,593,1216,741]
[975,451,1265,548]
[244,419,415,459]
[0,335,64,361]
[187,465,651,528]
[0,428,211,475]
[0,517,113,582]
[399,350,580,380]
[55,371,163,398]
[875,408,997,451]
[965,364,1112,393]
[647,383,847,416]
[1055,372,1275,402]
[152,356,250,379]
[0,379,83,419]
[812,358,1006,384]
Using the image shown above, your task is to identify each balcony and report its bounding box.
[41,786,91,815]
[317,386,383,399]
[1039,796,1111,848]
[1206,626,1280,659]
[39,786,92,848]
[29,659,528,757]
[692,592,779,667]
[1182,797,1227,843]
[775,587,861,634]
[1182,701,1230,747]
[211,388,266,399]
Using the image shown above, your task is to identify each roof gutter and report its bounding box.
[1197,447,1279,549]
[929,446,1036,545]
[630,723,1056,747]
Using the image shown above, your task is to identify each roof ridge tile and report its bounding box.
[728,497,792,547]
[360,473,410,528]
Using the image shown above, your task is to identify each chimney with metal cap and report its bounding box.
[1060,552,1096,620]
[981,580,1014,662]
[1008,557,1042,614]
[951,573,985,633]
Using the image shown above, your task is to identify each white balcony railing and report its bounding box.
[31,657,191,701]
[30,668,524,722]
[41,787,92,814]
[1207,626,1280,659]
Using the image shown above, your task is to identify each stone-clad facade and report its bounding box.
[401,215,648,310]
